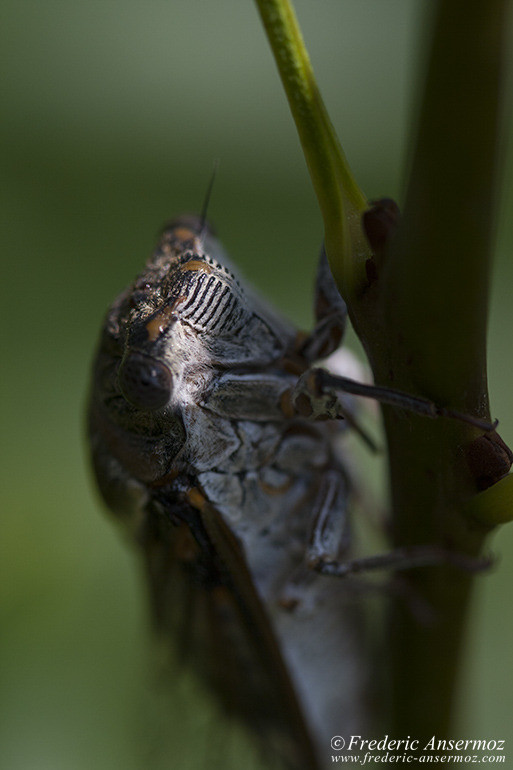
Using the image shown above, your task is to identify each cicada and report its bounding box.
[87,212,496,769]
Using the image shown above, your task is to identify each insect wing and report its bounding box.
[139,490,321,770]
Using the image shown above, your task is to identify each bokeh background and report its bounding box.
[2,1,513,768]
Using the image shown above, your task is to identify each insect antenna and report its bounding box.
[200,159,220,240]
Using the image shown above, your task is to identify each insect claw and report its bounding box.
[445,550,495,573]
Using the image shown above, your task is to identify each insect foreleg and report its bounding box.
[293,367,496,432]
[296,248,348,363]
[201,371,297,421]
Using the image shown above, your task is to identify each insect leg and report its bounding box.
[296,248,348,363]
[304,468,490,591]
[293,367,496,432]
[302,472,489,580]
[298,199,400,363]
[307,469,351,568]
[310,545,492,578]
[300,474,487,614]
[304,470,492,578]
[200,371,297,421]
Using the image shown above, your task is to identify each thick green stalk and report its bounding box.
[255,0,512,744]
[373,0,509,737]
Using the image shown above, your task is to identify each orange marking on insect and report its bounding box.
[186,487,208,511]
[282,354,308,376]
[280,388,296,419]
[173,523,200,562]
[180,259,213,274]
[173,227,196,241]
[146,309,173,342]
[293,330,309,351]
[148,467,180,487]
[278,591,301,611]
[145,298,186,341]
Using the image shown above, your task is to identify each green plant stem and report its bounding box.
[350,0,509,739]
[256,0,512,745]
[254,0,370,293]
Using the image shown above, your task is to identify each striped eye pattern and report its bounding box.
[178,271,244,335]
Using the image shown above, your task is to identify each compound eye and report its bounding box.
[118,352,173,411]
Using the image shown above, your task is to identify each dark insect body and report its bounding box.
[88,213,497,768]
[89,215,370,769]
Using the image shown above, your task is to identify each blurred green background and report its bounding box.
[2,1,513,768]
